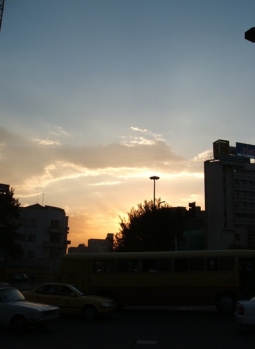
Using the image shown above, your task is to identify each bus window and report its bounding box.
[142,259,157,272]
[93,261,104,273]
[174,259,189,272]
[190,258,204,271]
[116,259,140,273]
[93,260,114,273]
[157,259,171,272]
[219,258,234,271]
[105,261,114,273]
[207,258,219,271]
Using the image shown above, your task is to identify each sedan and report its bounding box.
[0,286,59,331]
[235,297,255,326]
[23,283,116,320]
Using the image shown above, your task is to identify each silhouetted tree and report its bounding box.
[114,199,186,252]
[0,187,24,262]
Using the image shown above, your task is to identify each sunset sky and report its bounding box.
[1,1,255,247]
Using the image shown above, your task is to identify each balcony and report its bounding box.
[43,242,66,249]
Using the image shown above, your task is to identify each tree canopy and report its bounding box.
[114,199,186,252]
[0,187,24,262]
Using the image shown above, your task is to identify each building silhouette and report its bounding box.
[15,204,71,271]
[205,139,255,250]
[68,234,114,253]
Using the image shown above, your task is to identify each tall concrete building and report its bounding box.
[15,204,71,271]
[205,139,255,250]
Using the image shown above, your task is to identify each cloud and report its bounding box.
[190,150,213,162]
[91,181,121,186]
[130,127,148,133]
[0,126,206,209]
[34,139,61,146]
[48,125,68,137]
[123,127,164,146]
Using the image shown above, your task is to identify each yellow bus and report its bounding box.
[58,250,255,312]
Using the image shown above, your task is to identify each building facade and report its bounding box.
[205,139,255,250]
[15,204,71,271]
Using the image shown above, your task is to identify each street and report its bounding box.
[1,307,255,349]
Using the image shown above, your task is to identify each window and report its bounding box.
[220,258,234,271]
[157,259,172,272]
[29,219,36,227]
[142,259,157,272]
[93,261,104,273]
[55,285,74,297]
[15,234,25,242]
[207,258,219,271]
[36,285,55,295]
[190,258,204,271]
[28,235,35,242]
[17,218,26,226]
[27,251,34,258]
[51,220,61,228]
[93,260,114,273]
[174,259,189,272]
[116,259,140,273]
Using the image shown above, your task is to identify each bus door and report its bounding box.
[239,258,255,299]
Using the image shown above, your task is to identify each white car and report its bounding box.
[235,297,255,326]
[0,285,59,330]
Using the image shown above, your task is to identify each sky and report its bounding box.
[1,1,255,247]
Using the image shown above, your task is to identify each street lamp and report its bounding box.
[149,176,160,207]
[245,27,255,43]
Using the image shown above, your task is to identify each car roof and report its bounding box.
[38,282,73,286]
[36,283,74,286]
[0,286,13,291]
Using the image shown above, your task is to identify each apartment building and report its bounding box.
[15,204,71,271]
[204,139,255,250]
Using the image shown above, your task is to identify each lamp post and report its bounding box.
[149,176,160,207]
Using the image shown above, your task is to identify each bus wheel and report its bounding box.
[215,293,236,313]
[82,305,98,320]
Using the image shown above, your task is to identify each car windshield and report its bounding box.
[0,288,25,302]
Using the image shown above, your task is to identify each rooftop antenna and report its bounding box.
[42,193,44,206]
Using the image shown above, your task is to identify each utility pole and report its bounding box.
[0,0,5,32]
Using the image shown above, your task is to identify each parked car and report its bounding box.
[23,283,116,320]
[235,297,255,326]
[0,285,59,330]
[11,273,29,283]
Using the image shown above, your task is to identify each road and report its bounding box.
[0,307,255,349]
